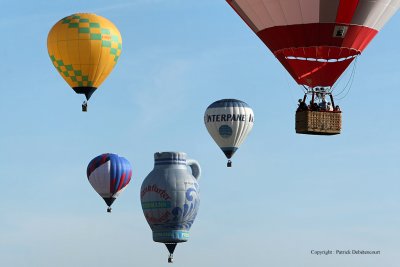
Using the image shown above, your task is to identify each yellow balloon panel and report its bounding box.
[47,13,122,89]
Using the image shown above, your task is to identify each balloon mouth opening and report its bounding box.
[221,147,238,159]
[73,87,97,100]
[165,243,177,254]
[103,197,116,207]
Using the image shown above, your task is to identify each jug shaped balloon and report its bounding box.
[47,13,122,111]
[140,152,201,263]
[87,153,132,213]
[204,99,254,167]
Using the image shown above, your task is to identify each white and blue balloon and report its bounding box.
[204,99,254,167]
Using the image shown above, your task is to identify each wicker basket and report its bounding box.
[295,110,341,135]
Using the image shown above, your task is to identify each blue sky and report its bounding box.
[0,1,399,266]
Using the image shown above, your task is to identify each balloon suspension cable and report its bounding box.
[227,160,232,168]
[332,56,358,94]
[334,57,357,100]
[107,207,112,213]
[300,86,338,109]
[82,101,88,112]
[309,86,333,94]
[303,86,333,101]
[302,85,308,94]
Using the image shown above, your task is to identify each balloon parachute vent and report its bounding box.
[107,207,112,213]
[82,101,88,112]
[227,160,232,167]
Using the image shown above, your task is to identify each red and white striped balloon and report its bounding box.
[227,0,399,87]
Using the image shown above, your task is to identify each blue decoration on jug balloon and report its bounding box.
[219,125,233,138]
[170,187,200,229]
[186,188,196,201]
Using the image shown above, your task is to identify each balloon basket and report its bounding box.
[227,160,232,167]
[295,110,341,135]
[107,207,112,213]
[82,102,87,112]
[168,254,173,263]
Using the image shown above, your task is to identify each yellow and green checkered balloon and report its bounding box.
[47,13,122,100]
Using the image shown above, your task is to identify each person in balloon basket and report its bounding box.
[319,98,328,111]
[297,99,309,111]
[310,102,320,111]
[327,102,334,111]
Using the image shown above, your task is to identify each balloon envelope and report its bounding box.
[204,99,254,161]
[140,152,200,244]
[47,13,122,100]
[87,153,132,208]
[227,0,400,87]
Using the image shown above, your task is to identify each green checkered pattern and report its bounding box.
[62,14,122,62]
[49,55,93,87]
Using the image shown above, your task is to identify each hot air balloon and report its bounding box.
[141,152,201,263]
[204,99,254,167]
[87,153,132,212]
[226,0,399,134]
[47,13,122,111]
